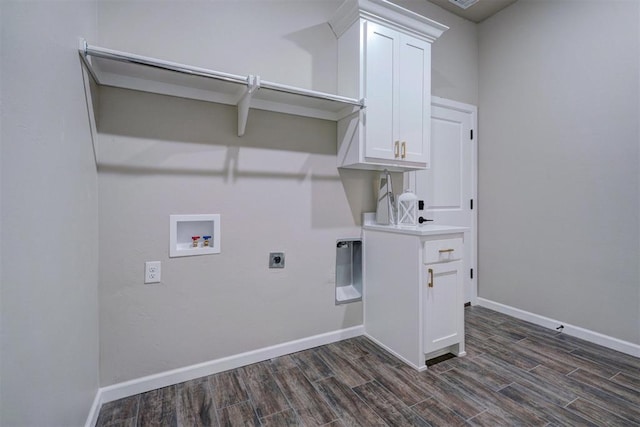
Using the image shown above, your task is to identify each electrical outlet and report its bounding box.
[269,252,285,268]
[145,261,161,284]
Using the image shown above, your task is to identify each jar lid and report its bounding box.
[398,189,418,202]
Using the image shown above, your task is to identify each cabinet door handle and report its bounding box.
[401,141,406,159]
[439,248,455,253]
[394,141,400,158]
[428,268,434,288]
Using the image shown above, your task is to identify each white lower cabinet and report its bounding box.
[363,225,466,370]
[423,260,463,354]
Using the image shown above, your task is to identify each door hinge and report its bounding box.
[470,268,474,279]
[470,199,474,210]
[470,129,474,140]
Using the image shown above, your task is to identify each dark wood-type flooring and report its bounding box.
[97,306,640,426]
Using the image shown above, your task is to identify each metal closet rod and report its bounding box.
[80,40,364,108]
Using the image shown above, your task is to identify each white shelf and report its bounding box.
[78,39,364,136]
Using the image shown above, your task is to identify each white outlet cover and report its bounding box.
[145,261,161,284]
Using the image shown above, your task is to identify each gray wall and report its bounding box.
[394,0,478,105]
[478,0,640,344]
[0,1,99,425]
[96,0,478,385]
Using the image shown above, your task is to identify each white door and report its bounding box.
[407,97,477,304]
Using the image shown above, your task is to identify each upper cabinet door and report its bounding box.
[398,35,430,165]
[364,21,398,162]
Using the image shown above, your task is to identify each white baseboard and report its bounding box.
[84,389,102,427]
[95,325,364,408]
[476,298,640,358]
[364,333,427,372]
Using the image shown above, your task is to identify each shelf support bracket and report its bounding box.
[237,74,260,137]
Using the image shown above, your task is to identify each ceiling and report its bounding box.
[426,0,518,23]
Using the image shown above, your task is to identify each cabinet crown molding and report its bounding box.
[328,0,448,42]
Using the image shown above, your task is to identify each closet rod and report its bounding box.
[259,80,363,107]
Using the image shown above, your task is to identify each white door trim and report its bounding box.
[406,96,478,304]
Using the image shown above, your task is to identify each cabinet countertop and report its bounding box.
[362,213,468,236]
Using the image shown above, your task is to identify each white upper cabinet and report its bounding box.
[329,0,447,171]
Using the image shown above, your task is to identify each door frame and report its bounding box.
[405,96,478,305]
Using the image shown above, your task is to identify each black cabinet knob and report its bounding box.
[418,217,433,224]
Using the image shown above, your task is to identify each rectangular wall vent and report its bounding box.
[448,0,480,10]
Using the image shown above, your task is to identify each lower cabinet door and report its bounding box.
[423,261,462,354]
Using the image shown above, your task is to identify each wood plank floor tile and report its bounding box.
[326,338,370,361]
[500,324,579,352]
[516,331,579,353]
[471,335,541,371]
[314,377,386,426]
[217,401,260,427]
[491,314,559,338]
[464,307,507,327]
[352,380,430,426]
[465,315,527,342]
[260,409,301,426]
[97,396,140,427]
[467,306,514,323]
[410,397,467,426]
[550,332,626,356]
[99,417,137,427]
[439,368,548,426]
[242,375,290,418]
[432,356,512,391]
[517,337,620,379]
[270,354,298,373]
[571,346,640,378]
[485,335,578,375]
[611,372,640,391]
[567,368,640,407]
[463,315,500,336]
[209,370,249,409]
[472,354,578,405]
[238,361,273,383]
[320,420,346,426]
[274,367,337,426]
[315,346,371,388]
[566,397,638,427]
[463,334,489,357]
[400,368,487,420]
[498,382,597,427]
[137,385,177,427]
[466,409,511,426]
[530,365,640,424]
[176,378,217,427]
[291,349,334,383]
[363,355,431,406]
[350,336,403,366]
[464,322,495,341]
